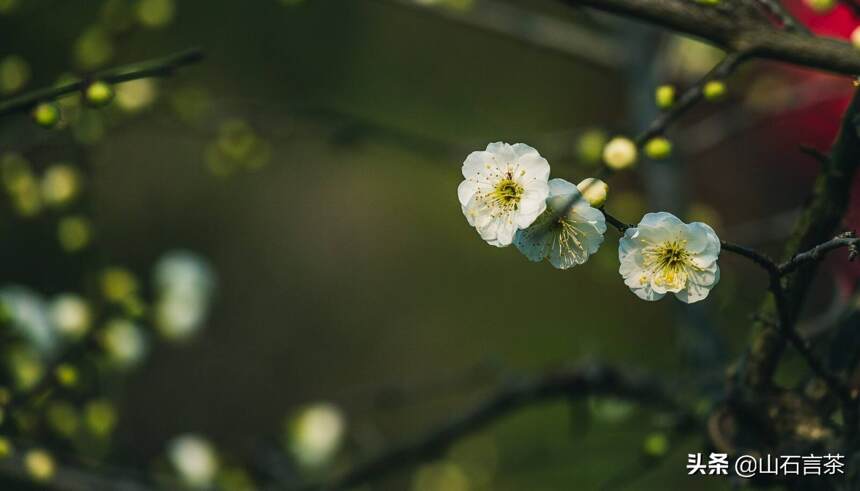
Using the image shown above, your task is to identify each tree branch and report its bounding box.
[294,363,695,491]
[563,0,860,75]
[778,232,859,276]
[0,48,204,117]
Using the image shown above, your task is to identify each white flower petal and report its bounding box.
[461,151,496,181]
[511,142,540,159]
[639,211,685,230]
[457,179,480,207]
[548,178,578,197]
[513,226,551,262]
[675,265,720,303]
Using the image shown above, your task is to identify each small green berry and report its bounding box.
[84,81,114,107]
[703,80,726,101]
[32,102,60,128]
[644,137,673,160]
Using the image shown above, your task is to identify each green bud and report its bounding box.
[84,81,114,107]
[644,137,673,160]
[695,0,720,4]
[54,364,79,387]
[703,80,726,101]
[655,85,675,109]
[576,129,608,166]
[32,102,60,128]
[643,432,669,457]
[0,436,12,459]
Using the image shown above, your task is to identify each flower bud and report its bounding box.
[804,0,836,13]
[644,137,673,160]
[576,178,608,207]
[643,432,669,457]
[57,215,92,252]
[84,81,114,107]
[655,85,675,109]
[602,137,637,170]
[31,102,60,128]
[54,364,79,387]
[703,80,726,101]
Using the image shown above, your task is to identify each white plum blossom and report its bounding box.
[458,142,550,247]
[514,179,606,269]
[619,212,720,303]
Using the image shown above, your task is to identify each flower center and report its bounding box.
[642,240,699,289]
[490,178,523,210]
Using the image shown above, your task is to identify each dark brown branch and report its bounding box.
[295,363,694,491]
[602,209,631,232]
[0,48,204,117]
[779,232,859,276]
[719,241,779,275]
[562,0,860,75]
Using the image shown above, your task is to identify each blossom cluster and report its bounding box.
[458,142,721,303]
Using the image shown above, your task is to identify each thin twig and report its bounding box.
[633,52,749,148]
[720,241,779,275]
[602,209,631,233]
[779,233,860,276]
[0,48,204,117]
